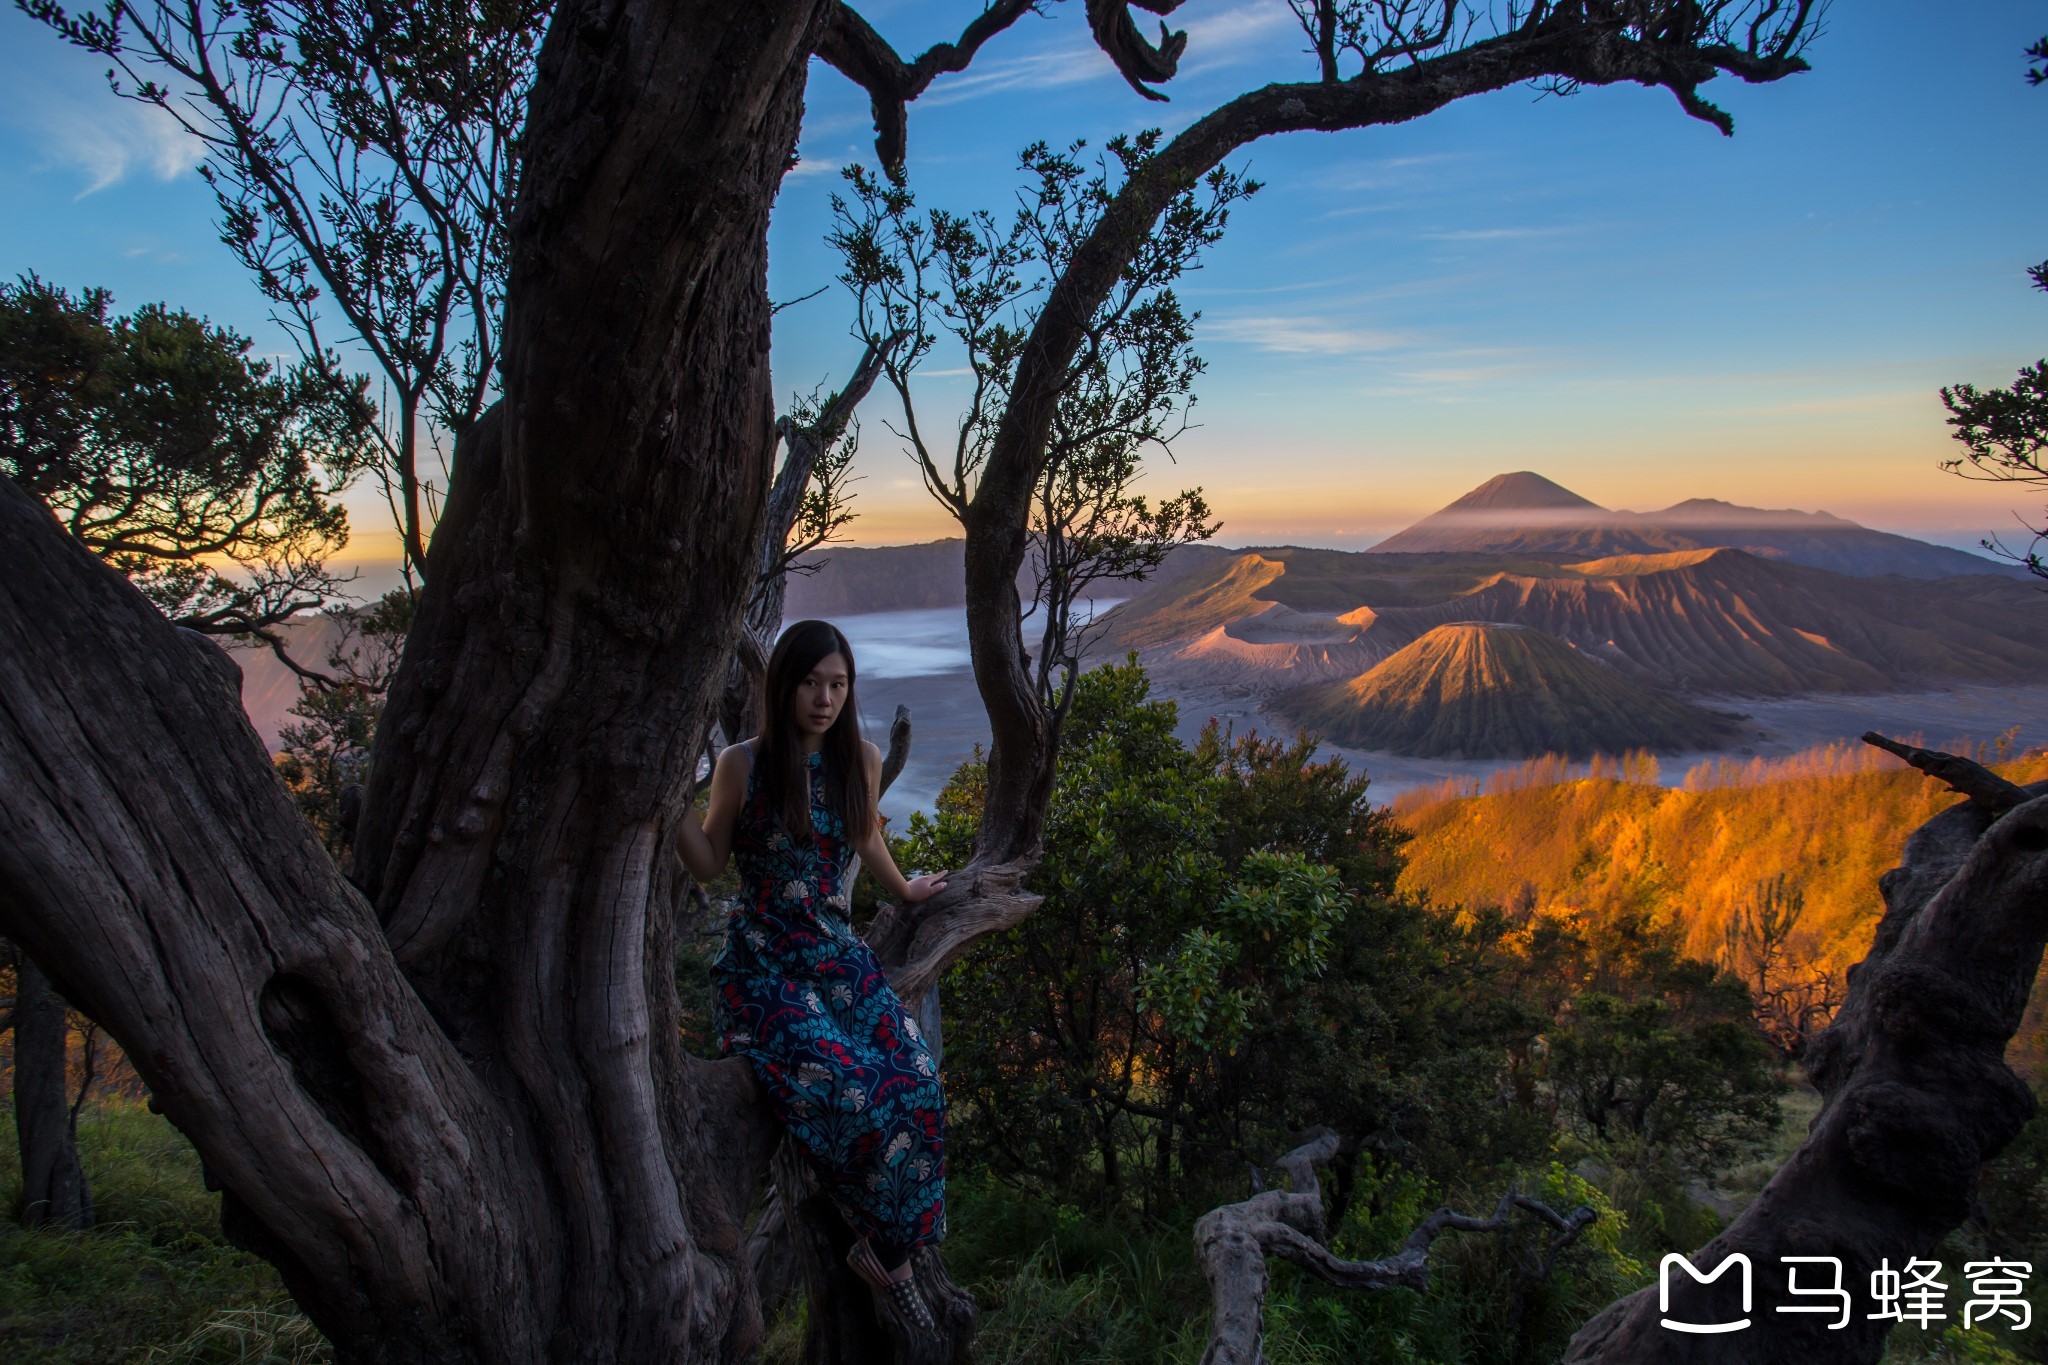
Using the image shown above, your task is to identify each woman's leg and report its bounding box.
[868,1235,913,1280]
[854,1231,934,1330]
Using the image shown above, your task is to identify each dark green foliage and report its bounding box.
[1522,908,1783,1183]
[901,658,1783,1218]
[877,654,1806,1362]
[926,1159,1653,1365]
[0,275,376,630]
[1941,360,2048,579]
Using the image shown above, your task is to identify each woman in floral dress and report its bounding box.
[676,619,949,1328]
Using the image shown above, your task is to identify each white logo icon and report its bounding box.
[1660,1252,1752,1334]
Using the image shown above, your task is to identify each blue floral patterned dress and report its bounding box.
[711,744,948,1249]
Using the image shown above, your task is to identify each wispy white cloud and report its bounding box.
[1184,1,1298,48]
[120,241,187,263]
[785,156,846,182]
[12,82,202,197]
[1208,314,1408,355]
[1192,270,1383,298]
[1420,225,1577,242]
[1316,152,1467,194]
[794,107,873,140]
[1178,2,1303,78]
[1719,389,1929,418]
[921,38,1110,106]
[1351,345,1560,398]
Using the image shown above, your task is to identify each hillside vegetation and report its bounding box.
[1394,738,2048,1072]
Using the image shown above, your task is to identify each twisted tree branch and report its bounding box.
[1196,1130,1596,1365]
[816,1,1043,178]
[1085,0,1191,100]
[1864,730,2029,814]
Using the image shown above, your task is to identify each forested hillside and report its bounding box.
[1395,739,2048,1074]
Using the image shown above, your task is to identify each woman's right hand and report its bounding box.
[900,872,950,904]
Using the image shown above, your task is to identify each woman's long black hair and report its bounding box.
[755,619,874,845]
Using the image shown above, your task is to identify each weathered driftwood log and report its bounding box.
[1564,735,2048,1363]
[1197,1131,1596,1365]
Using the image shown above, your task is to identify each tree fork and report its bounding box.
[0,0,837,1357]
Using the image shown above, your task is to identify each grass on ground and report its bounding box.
[0,1098,326,1363]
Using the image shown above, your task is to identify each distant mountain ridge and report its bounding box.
[1357,548,2048,695]
[1372,471,2006,579]
[1108,545,2048,703]
[781,539,973,616]
[1283,621,1741,758]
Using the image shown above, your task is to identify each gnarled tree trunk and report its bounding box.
[13,956,91,1231]
[0,0,828,1357]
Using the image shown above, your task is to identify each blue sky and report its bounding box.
[5,0,2046,582]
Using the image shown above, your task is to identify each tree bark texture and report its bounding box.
[1564,772,2048,1363]
[0,0,827,1358]
[13,956,91,1230]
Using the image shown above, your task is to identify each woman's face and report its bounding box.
[791,651,851,739]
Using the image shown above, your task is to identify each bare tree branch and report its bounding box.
[815,1,1044,179]
[246,625,346,691]
[1197,1130,1596,1365]
[879,704,913,797]
[1864,730,2030,813]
